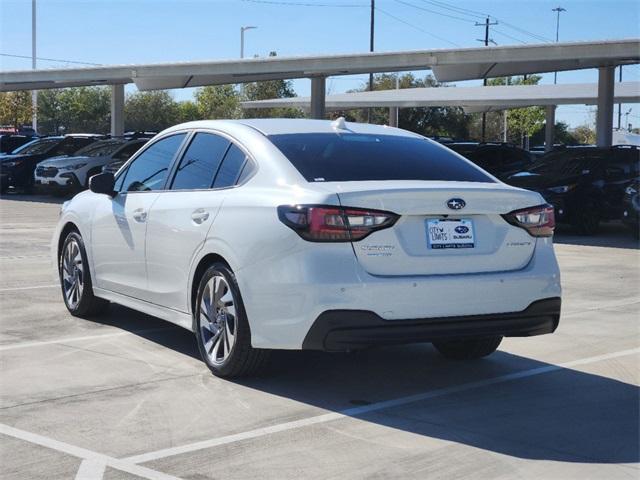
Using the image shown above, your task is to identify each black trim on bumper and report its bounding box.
[302,297,561,351]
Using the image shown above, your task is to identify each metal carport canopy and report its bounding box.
[1,39,638,92]
[240,81,640,112]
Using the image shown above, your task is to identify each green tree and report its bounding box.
[344,73,470,139]
[177,100,201,123]
[37,89,65,134]
[530,121,578,146]
[572,124,596,144]
[472,76,545,145]
[195,85,241,119]
[0,91,33,129]
[125,91,179,132]
[54,87,111,134]
[242,51,302,119]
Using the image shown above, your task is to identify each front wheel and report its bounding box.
[433,336,503,360]
[59,231,109,317]
[194,263,270,377]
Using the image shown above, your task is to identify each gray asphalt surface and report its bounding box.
[0,194,638,480]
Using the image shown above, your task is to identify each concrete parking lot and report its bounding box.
[0,194,638,480]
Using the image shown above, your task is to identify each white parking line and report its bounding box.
[0,327,177,352]
[124,347,640,465]
[0,284,58,292]
[74,459,106,480]
[0,423,183,480]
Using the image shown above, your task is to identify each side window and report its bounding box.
[213,144,248,188]
[113,142,144,161]
[55,138,91,156]
[171,133,230,190]
[120,134,186,192]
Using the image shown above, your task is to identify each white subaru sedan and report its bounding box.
[53,119,561,377]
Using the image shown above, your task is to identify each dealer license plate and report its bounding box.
[426,218,475,249]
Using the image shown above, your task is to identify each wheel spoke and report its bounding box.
[200,321,213,334]
[211,333,222,359]
[221,328,228,358]
[225,320,234,347]
[214,278,226,304]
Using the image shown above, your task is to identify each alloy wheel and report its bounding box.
[199,274,237,365]
[61,238,84,309]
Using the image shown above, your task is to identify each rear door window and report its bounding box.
[171,133,230,190]
[269,133,493,183]
[212,144,248,188]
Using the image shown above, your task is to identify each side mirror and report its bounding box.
[89,172,116,197]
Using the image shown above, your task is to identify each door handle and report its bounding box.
[132,208,147,223]
[191,209,210,225]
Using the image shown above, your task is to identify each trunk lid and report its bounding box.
[331,180,543,276]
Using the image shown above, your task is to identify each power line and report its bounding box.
[418,0,553,43]
[492,28,527,44]
[375,7,460,46]
[393,0,475,23]
[418,0,486,20]
[0,52,101,66]
[494,19,553,43]
[240,0,366,7]
[421,0,488,19]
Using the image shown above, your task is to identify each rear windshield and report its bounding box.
[529,151,600,175]
[75,139,126,157]
[269,133,494,183]
[11,138,60,155]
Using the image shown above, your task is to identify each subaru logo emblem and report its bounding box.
[455,226,469,234]
[447,198,466,210]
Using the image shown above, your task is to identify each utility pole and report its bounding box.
[31,0,37,133]
[552,6,566,84]
[625,108,632,131]
[475,16,497,142]
[367,0,375,123]
[617,66,623,129]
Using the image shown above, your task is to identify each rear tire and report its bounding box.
[433,336,502,360]
[59,231,109,317]
[194,263,270,378]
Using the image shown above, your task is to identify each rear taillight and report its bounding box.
[503,204,555,237]
[278,205,399,242]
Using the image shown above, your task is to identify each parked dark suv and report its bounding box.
[507,145,640,234]
[0,135,34,155]
[447,142,534,180]
[0,135,104,193]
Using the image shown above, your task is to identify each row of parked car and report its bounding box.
[0,132,154,196]
[442,141,639,236]
[0,131,638,236]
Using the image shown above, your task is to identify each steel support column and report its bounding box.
[388,107,398,127]
[596,66,615,147]
[110,84,125,137]
[545,105,556,152]
[310,77,326,120]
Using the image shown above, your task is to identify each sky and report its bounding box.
[1,0,639,129]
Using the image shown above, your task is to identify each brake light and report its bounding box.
[503,204,555,237]
[278,205,399,242]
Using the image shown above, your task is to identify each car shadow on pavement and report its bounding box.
[88,305,639,465]
[237,347,639,465]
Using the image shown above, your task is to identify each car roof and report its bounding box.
[162,118,421,138]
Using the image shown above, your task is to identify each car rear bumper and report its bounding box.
[302,297,561,351]
[239,237,562,350]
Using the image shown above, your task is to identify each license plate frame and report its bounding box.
[426,218,475,249]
